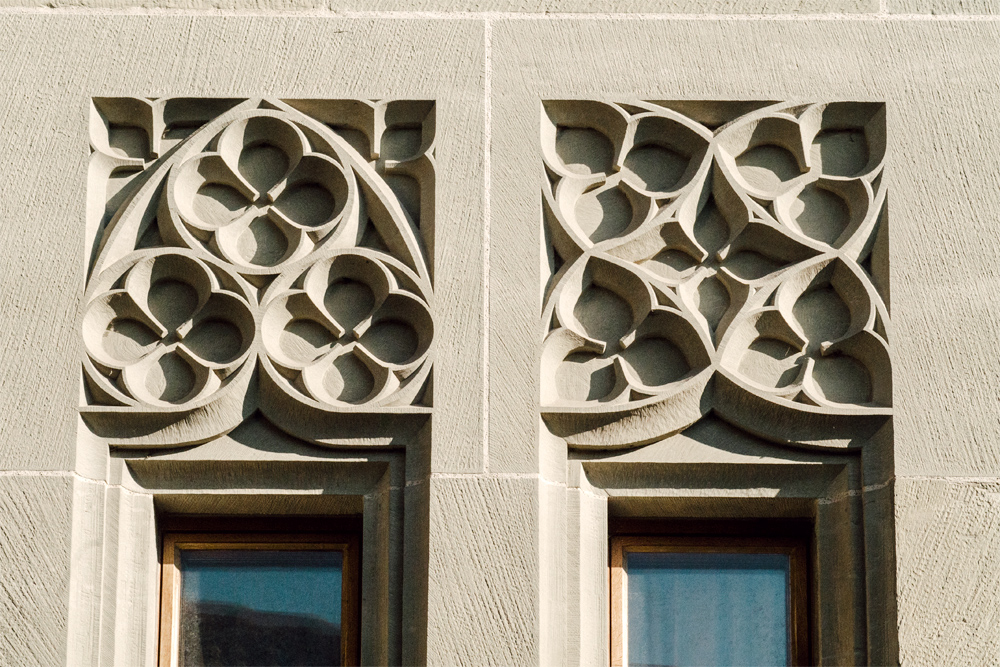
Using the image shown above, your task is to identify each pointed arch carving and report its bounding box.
[83,98,435,447]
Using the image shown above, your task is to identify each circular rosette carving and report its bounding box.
[716,256,891,447]
[541,254,713,448]
[260,249,432,413]
[164,111,358,283]
[81,249,257,445]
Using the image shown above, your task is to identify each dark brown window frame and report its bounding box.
[158,521,361,667]
[610,521,810,667]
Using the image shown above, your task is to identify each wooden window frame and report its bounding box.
[158,530,361,667]
[610,530,810,667]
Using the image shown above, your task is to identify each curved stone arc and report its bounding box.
[539,328,605,406]
[674,266,753,346]
[539,248,715,441]
[79,365,258,447]
[542,174,597,262]
[258,246,431,314]
[553,174,657,250]
[717,254,881,363]
[280,99,380,160]
[625,304,715,372]
[91,100,432,290]
[703,157,829,271]
[81,248,258,429]
[89,99,262,278]
[260,252,433,381]
[543,252,656,344]
[82,290,164,376]
[120,343,218,407]
[84,247,257,324]
[618,110,713,196]
[712,368,891,449]
[713,253,891,445]
[601,154,715,269]
[544,245,708,342]
[772,255,878,346]
[298,344,396,406]
[822,328,892,406]
[268,99,432,285]
[256,365,431,447]
[714,112,812,201]
[540,100,631,180]
[541,366,713,448]
[774,177,873,251]
[836,173,887,264]
[81,353,137,407]
[796,102,887,180]
[711,146,836,257]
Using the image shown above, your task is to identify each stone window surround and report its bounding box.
[547,422,897,666]
[67,425,431,666]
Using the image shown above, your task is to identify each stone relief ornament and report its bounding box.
[83,98,434,447]
[541,101,890,449]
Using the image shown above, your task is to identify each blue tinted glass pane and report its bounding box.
[179,549,343,667]
[626,551,789,667]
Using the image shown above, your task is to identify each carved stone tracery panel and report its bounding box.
[83,98,435,447]
[540,101,890,448]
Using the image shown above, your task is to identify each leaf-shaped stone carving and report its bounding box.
[541,101,889,450]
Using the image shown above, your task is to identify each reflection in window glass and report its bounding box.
[178,549,343,667]
[626,552,790,667]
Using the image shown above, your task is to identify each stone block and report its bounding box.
[426,476,540,665]
[0,475,73,667]
[896,477,1000,665]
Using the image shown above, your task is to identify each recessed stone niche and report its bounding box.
[540,101,889,449]
[82,98,435,448]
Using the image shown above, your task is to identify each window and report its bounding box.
[610,527,809,667]
[158,530,360,667]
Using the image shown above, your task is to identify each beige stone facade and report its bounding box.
[1,3,999,666]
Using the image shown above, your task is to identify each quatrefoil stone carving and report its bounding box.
[83,98,435,447]
[541,101,890,449]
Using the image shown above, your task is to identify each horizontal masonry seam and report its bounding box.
[0,8,995,20]
[818,478,894,505]
[6,471,1000,483]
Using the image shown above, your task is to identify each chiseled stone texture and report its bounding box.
[0,15,485,473]
[888,0,999,12]
[0,475,73,667]
[492,18,1000,478]
[896,477,1000,664]
[426,477,539,666]
[0,0,879,11]
[1,5,1000,667]
[337,0,877,10]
